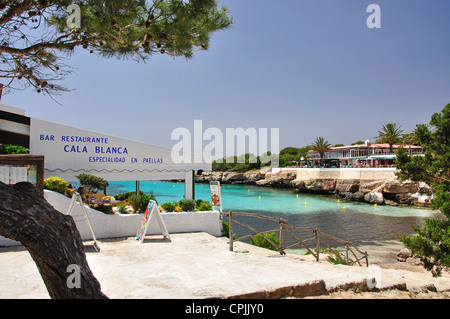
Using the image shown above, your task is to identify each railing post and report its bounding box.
[365,251,369,267]
[315,228,320,262]
[228,211,233,252]
[345,244,349,265]
[279,220,284,255]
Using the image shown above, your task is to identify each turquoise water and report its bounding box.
[94,180,441,263]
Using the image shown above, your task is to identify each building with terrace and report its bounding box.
[303,141,423,168]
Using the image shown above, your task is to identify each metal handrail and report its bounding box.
[221,211,368,267]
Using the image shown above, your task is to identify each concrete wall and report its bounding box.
[294,168,398,181]
[0,190,222,247]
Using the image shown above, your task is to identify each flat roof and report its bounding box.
[308,143,422,154]
[0,103,27,116]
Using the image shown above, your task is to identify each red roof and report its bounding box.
[307,143,422,154]
[369,143,422,149]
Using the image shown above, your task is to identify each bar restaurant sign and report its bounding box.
[29,118,205,181]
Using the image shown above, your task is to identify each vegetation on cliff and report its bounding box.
[212,147,310,172]
[395,103,450,277]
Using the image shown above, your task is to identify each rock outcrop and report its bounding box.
[291,178,337,194]
[335,179,429,206]
[196,171,263,185]
[256,171,297,187]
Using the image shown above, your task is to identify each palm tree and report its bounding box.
[401,132,419,146]
[374,123,404,153]
[310,137,331,165]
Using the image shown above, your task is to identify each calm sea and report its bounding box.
[102,180,438,263]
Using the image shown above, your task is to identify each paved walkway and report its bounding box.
[1,233,449,299]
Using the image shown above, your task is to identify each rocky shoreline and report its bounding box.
[195,170,433,208]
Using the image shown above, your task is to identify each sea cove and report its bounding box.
[105,180,438,264]
[107,181,435,219]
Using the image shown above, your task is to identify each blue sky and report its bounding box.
[3,0,450,152]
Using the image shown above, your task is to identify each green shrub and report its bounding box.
[178,199,196,212]
[161,199,212,213]
[161,202,176,212]
[0,144,28,154]
[75,173,109,194]
[115,190,144,201]
[221,219,231,238]
[250,232,280,251]
[304,247,351,265]
[196,200,213,211]
[44,176,69,194]
[116,203,129,214]
[128,194,155,213]
[327,251,349,265]
[94,204,113,215]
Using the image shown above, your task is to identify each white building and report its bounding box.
[305,141,423,168]
[0,103,209,198]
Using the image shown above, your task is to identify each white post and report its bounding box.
[184,170,195,200]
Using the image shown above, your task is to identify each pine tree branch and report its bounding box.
[0,36,101,56]
[0,0,35,26]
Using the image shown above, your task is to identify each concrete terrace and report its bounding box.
[1,232,449,299]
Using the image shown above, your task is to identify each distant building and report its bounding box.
[304,141,423,168]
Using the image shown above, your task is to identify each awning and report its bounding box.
[29,118,210,181]
[368,155,396,160]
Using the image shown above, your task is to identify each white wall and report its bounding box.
[0,190,222,247]
[294,168,398,181]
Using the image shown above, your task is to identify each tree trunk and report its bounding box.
[0,182,108,299]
